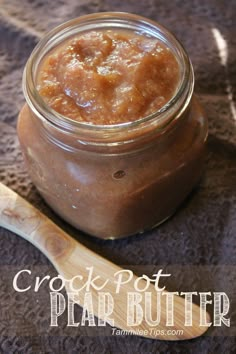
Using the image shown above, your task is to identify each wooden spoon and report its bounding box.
[0,182,210,340]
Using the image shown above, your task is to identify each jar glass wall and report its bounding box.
[17,13,208,239]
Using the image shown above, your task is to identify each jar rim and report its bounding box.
[23,12,194,136]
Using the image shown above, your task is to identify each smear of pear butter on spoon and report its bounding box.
[0,182,210,340]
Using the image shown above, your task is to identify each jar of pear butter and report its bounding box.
[17,12,208,239]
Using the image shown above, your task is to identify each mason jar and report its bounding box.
[17,12,208,239]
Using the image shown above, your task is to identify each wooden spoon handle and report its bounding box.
[0,182,210,340]
[0,182,77,259]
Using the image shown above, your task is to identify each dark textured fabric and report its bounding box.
[0,0,236,353]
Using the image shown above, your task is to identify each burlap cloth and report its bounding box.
[0,0,235,353]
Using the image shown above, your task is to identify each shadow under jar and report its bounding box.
[17,12,208,239]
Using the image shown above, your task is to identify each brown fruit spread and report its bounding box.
[36,30,179,124]
[18,17,208,239]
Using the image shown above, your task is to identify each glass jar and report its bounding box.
[17,12,208,239]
